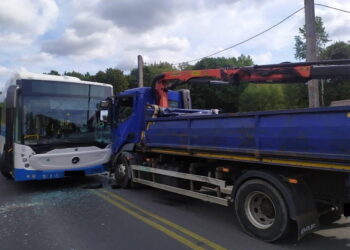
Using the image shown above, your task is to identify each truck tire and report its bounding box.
[114,153,132,188]
[234,179,290,242]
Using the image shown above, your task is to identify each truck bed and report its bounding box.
[144,106,350,172]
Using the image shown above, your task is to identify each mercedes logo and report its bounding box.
[72,157,80,164]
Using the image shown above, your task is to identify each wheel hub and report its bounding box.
[117,164,126,177]
[245,191,276,229]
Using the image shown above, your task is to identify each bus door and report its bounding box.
[1,85,19,177]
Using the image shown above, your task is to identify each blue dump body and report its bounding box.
[113,87,350,172]
[144,106,350,171]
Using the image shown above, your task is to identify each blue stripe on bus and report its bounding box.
[14,165,106,182]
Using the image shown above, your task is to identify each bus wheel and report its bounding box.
[234,179,290,242]
[114,153,132,188]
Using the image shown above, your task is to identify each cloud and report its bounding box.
[0,66,13,76]
[251,52,273,64]
[97,0,184,33]
[72,13,114,36]
[96,0,239,33]
[1,0,350,87]
[21,52,54,63]
[315,1,350,43]
[128,35,189,52]
[41,28,118,59]
[0,0,59,36]
[0,33,31,47]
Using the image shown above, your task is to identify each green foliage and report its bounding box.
[193,55,253,69]
[178,62,194,71]
[45,70,60,76]
[92,68,129,93]
[189,55,253,112]
[281,84,308,109]
[288,16,330,109]
[64,71,91,81]
[239,84,286,112]
[44,68,129,94]
[319,41,350,106]
[129,62,176,88]
[319,41,350,60]
[294,16,330,60]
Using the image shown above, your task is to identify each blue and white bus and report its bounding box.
[0,72,113,181]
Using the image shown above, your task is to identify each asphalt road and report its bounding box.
[1,174,350,250]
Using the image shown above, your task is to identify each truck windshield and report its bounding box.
[20,80,112,147]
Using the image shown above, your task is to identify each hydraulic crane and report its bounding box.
[153,59,350,107]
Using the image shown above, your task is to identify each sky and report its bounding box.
[0,0,349,87]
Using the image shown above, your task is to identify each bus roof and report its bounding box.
[11,72,113,88]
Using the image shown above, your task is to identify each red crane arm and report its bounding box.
[153,60,350,107]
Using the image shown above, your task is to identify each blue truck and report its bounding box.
[101,60,350,242]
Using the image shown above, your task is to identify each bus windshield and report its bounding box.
[20,80,112,148]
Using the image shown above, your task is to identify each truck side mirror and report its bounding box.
[97,99,112,123]
[100,110,109,122]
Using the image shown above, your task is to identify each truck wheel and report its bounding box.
[114,154,132,188]
[235,179,290,242]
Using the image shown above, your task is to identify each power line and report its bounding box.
[173,3,350,66]
[315,3,350,14]
[175,7,305,65]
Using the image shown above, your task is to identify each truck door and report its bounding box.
[112,95,137,153]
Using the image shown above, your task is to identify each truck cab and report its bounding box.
[112,87,185,154]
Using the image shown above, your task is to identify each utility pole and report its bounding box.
[304,0,319,107]
[138,55,144,87]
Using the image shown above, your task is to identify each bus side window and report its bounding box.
[118,97,133,123]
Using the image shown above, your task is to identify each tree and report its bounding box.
[46,68,129,94]
[190,55,253,112]
[193,55,253,69]
[64,71,87,80]
[319,41,350,106]
[45,70,60,76]
[320,41,350,60]
[129,62,176,88]
[294,16,330,60]
[94,68,129,93]
[239,84,286,112]
[285,16,330,109]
